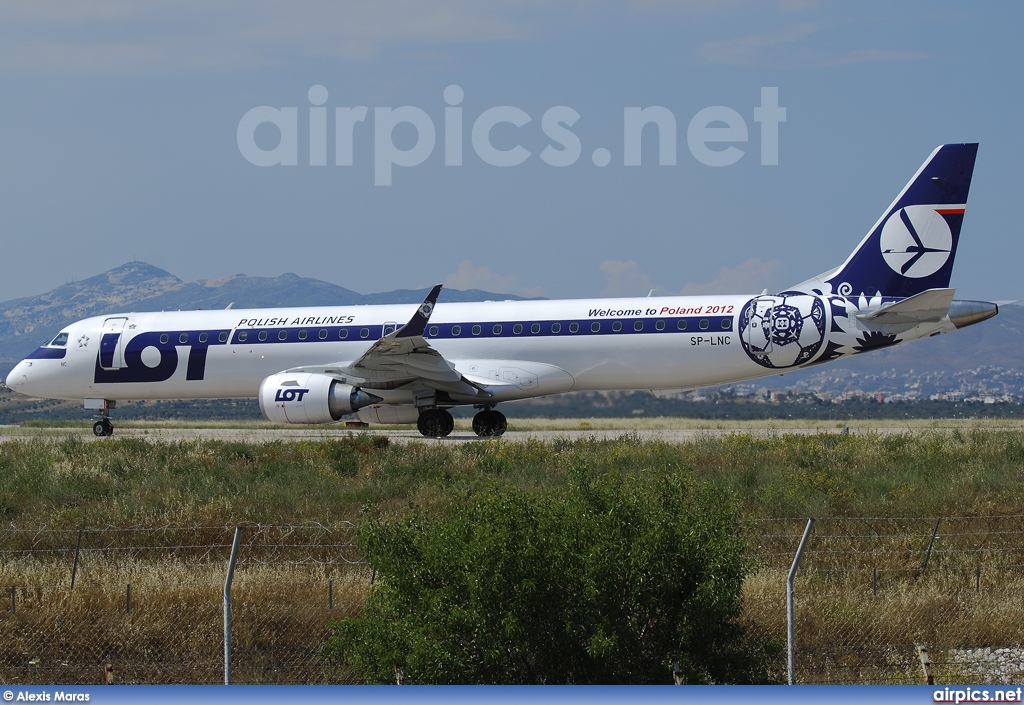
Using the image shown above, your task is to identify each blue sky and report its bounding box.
[1,1,1020,303]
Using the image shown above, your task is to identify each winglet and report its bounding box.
[394,284,443,338]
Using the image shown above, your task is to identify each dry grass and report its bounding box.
[0,560,372,684]
[742,567,1024,684]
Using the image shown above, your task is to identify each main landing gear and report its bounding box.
[417,408,455,438]
[415,407,508,438]
[472,408,507,438]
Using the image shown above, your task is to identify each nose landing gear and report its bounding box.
[85,398,116,437]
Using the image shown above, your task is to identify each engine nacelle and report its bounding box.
[259,373,381,425]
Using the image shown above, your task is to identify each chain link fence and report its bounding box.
[2,517,1023,684]
[0,524,368,684]
[742,515,1024,684]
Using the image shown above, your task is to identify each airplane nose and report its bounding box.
[5,361,29,390]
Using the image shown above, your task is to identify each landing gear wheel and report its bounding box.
[93,419,113,437]
[472,409,507,437]
[417,408,454,438]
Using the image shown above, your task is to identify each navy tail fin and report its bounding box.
[792,143,978,298]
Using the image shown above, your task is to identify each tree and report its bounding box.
[324,472,771,683]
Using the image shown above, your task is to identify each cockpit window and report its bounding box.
[49,332,69,347]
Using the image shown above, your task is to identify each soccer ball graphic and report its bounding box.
[739,295,827,369]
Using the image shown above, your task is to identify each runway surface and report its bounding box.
[2,422,1018,443]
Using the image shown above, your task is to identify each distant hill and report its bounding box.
[0,262,536,370]
[774,302,1024,398]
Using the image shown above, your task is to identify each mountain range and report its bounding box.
[0,262,1020,399]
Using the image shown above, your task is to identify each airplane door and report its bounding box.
[382,321,398,337]
[99,317,129,370]
[743,297,777,355]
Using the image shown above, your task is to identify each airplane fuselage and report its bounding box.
[7,291,966,406]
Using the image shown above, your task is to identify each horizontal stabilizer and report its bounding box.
[856,288,954,325]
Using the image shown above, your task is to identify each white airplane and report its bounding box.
[6,143,998,438]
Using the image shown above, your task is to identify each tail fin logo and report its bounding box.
[879,205,956,279]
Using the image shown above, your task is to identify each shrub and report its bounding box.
[323,471,770,684]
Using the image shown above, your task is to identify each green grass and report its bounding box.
[2,429,1023,528]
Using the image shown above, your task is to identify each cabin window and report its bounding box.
[677,320,687,331]
[258,331,268,341]
[699,319,709,330]
[634,321,644,332]
[591,322,600,333]
[513,324,523,335]
[298,330,307,341]
[531,323,541,334]
[360,328,370,339]
[198,332,209,343]
[569,322,579,333]
[452,325,462,336]
[339,329,349,339]
[612,321,622,332]
[236,332,246,342]
[219,332,228,343]
[493,324,502,335]
[722,319,731,330]
[655,320,665,331]
[319,329,328,340]
[428,325,439,337]
[278,330,288,341]
[179,333,189,343]
[551,323,562,334]
[50,332,69,347]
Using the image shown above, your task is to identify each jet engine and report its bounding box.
[258,372,381,424]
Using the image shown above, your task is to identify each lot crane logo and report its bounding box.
[879,206,954,278]
[739,295,827,369]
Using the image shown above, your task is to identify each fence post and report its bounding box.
[920,517,942,574]
[917,644,934,684]
[70,529,84,590]
[224,526,243,685]
[788,518,815,686]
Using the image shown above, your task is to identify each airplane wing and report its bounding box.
[856,288,955,325]
[338,284,491,398]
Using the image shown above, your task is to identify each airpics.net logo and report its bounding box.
[236,85,786,186]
